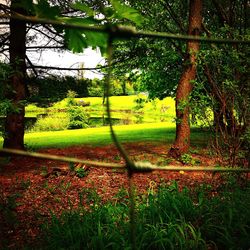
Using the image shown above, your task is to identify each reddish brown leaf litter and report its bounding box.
[0,142,248,249]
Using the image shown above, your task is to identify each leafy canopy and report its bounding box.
[22,0,144,54]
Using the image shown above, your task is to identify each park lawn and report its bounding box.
[0,122,208,149]
[26,122,175,149]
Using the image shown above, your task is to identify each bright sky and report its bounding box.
[0,0,105,79]
[27,48,105,79]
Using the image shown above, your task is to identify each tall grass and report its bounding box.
[39,181,250,250]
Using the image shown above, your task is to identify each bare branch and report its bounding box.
[25,55,38,77]
[27,64,107,71]
[26,45,65,50]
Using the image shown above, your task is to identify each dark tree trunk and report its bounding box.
[3,0,26,149]
[169,0,202,158]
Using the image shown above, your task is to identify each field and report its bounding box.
[0,96,249,249]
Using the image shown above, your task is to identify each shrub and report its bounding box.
[31,114,69,132]
[67,106,89,129]
[88,86,103,97]
[133,93,148,111]
[66,90,78,106]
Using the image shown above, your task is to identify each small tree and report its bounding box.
[169,0,203,157]
[66,90,89,129]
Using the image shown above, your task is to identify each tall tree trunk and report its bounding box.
[3,0,26,149]
[169,0,202,158]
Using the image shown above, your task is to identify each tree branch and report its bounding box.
[26,45,66,50]
[163,1,186,33]
[27,64,107,71]
[25,55,38,77]
[29,26,64,45]
[212,0,229,24]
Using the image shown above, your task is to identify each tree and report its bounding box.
[111,1,187,99]
[169,0,202,157]
[3,0,27,149]
[0,0,143,149]
[192,0,250,165]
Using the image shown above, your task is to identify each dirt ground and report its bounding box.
[0,142,248,248]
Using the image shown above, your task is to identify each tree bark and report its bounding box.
[3,0,26,149]
[169,0,202,158]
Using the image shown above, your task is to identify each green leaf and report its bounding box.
[34,0,60,19]
[62,17,108,54]
[70,2,95,17]
[85,31,108,50]
[110,0,143,26]
[103,7,115,18]
[65,29,87,53]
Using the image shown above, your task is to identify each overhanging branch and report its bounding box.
[0,13,249,44]
[27,64,107,71]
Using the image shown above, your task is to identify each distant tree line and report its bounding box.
[26,75,138,104]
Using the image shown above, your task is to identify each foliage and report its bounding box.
[75,167,89,178]
[66,90,78,106]
[194,30,250,166]
[133,93,148,111]
[26,0,144,54]
[110,0,187,99]
[25,95,176,130]
[0,62,16,116]
[28,76,90,104]
[0,193,21,228]
[179,153,195,165]
[66,90,89,129]
[40,183,250,249]
[31,113,69,132]
[67,106,89,129]
[88,78,104,97]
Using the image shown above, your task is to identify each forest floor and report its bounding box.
[0,142,249,249]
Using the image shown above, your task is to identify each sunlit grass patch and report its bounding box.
[22,122,174,149]
[0,122,209,149]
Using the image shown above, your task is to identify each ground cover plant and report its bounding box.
[40,181,250,250]
[0,140,249,249]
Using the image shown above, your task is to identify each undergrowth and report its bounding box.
[38,180,250,250]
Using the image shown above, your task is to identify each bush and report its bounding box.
[133,93,148,111]
[31,114,69,132]
[67,106,89,129]
[88,86,103,97]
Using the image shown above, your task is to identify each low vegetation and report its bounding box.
[23,95,176,133]
[38,181,250,250]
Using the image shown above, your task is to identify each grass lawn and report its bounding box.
[2,96,208,149]
[0,122,208,149]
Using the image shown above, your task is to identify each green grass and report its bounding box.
[37,182,250,250]
[29,122,175,149]
[2,96,207,149]
[0,122,208,149]
[75,96,138,110]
